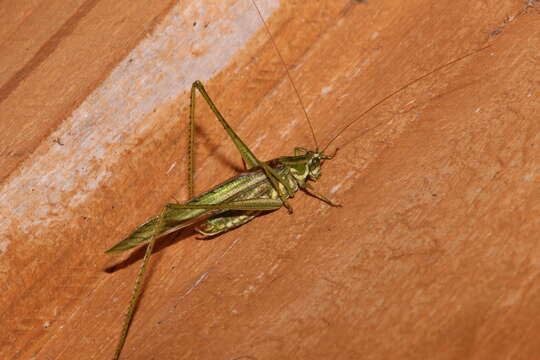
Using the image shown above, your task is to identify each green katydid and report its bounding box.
[107,77,340,359]
[106,80,339,258]
[106,2,491,357]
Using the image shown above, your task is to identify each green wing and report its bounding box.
[105,170,282,254]
[104,207,213,254]
[105,197,283,253]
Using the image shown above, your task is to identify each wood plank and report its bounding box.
[1,0,539,359]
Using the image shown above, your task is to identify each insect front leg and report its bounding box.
[303,182,342,207]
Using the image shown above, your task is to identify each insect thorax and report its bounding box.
[276,150,326,186]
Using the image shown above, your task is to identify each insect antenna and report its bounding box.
[321,44,492,153]
[250,0,319,151]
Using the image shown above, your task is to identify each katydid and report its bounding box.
[107,79,339,359]
[106,80,340,254]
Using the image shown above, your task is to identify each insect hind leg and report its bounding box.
[190,80,294,213]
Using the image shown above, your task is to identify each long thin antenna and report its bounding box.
[250,0,319,150]
[322,44,492,152]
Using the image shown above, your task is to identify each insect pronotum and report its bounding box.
[106,1,490,358]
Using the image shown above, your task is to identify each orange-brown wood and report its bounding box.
[1,0,539,359]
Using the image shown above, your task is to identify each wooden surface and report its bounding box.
[1,0,539,359]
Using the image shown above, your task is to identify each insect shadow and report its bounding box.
[104,230,194,273]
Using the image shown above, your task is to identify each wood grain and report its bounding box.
[1,0,539,359]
